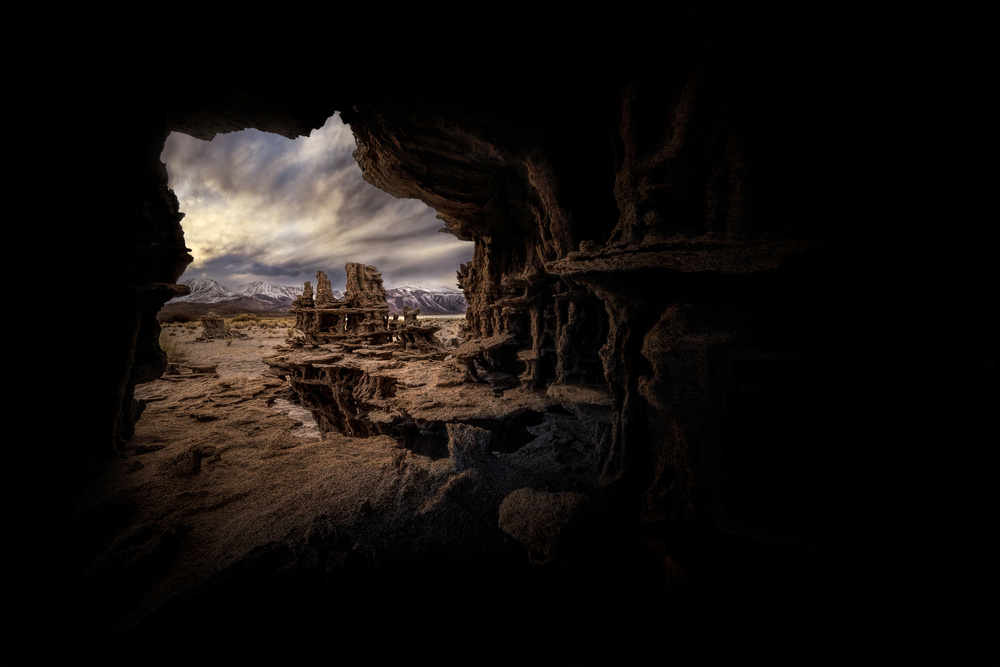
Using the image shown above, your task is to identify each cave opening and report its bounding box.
[155,112,474,439]
[160,111,473,304]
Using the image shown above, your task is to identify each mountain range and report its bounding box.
[164,279,467,315]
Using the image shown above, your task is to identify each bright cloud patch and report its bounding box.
[161,113,472,291]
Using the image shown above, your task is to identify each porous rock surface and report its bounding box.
[46,12,999,666]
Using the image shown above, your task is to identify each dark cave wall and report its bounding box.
[341,20,846,538]
[104,120,192,461]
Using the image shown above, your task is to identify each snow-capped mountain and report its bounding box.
[386,285,467,315]
[165,279,466,314]
[166,279,304,310]
[167,279,240,303]
[235,281,305,301]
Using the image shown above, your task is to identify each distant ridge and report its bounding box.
[234,281,304,301]
[168,278,239,303]
[385,285,467,315]
[162,278,466,316]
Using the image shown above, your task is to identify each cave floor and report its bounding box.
[35,325,625,664]
[31,323,943,665]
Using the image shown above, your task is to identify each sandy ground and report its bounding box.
[43,316,478,663]
[154,315,466,438]
[160,315,466,378]
[33,315,788,665]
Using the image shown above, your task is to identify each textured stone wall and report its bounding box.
[338,39,841,538]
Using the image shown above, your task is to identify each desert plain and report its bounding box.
[47,315,547,663]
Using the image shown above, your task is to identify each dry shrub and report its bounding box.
[159,331,188,363]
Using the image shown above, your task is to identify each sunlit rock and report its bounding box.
[198,311,246,341]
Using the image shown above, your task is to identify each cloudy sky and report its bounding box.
[161,113,473,292]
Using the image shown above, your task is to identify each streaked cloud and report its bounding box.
[161,113,473,291]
